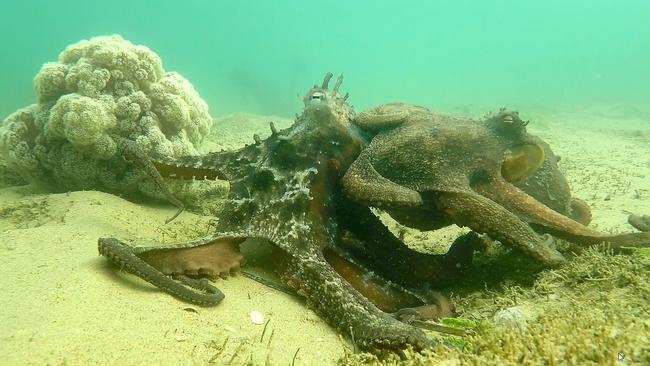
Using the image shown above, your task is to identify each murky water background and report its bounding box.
[1,0,649,120]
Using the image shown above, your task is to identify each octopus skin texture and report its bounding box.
[341,103,650,268]
[98,74,461,350]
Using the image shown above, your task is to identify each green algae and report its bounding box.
[339,247,650,365]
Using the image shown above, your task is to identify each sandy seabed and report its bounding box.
[0,106,649,365]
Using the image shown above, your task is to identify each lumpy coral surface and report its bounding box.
[0,35,211,194]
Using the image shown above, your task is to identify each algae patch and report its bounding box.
[339,248,650,365]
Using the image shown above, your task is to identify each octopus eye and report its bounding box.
[502,143,545,182]
[310,92,325,100]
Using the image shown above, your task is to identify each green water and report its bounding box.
[1,0,649,119]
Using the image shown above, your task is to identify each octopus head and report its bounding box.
[301,73,354,129]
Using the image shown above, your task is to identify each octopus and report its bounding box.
[99,74,455,350]
[341,103,650,272]
[97,80,649,351]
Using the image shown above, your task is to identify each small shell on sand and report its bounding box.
[250,310,264,325]
[494,306,528,331]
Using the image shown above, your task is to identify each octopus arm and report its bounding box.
[98,235,246,306]
[280,250,437,350]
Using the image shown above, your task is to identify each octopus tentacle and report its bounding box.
[150,153,229,182]
[354,103,429,131]
[281,251,437,350]
[323,245,426,313]
[569,197,592,226]
[98,237,224,306]
[336,197,479,286]
[133,237,246,280]
[115,137,186,222]
[436,190,568,266]
[323,244,455,323]
[342,154,423,208]
[474,179,650,249]
[393,292,454,323]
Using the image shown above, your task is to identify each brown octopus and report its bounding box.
[341,103,650,269]
[98,74,463,350]
[98,82,648,351]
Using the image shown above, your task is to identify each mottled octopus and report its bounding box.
[100,74,446,349]
[342,103,650,272]
[98,76,650,350]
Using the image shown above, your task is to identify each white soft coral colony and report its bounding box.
[0,35,211,196]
